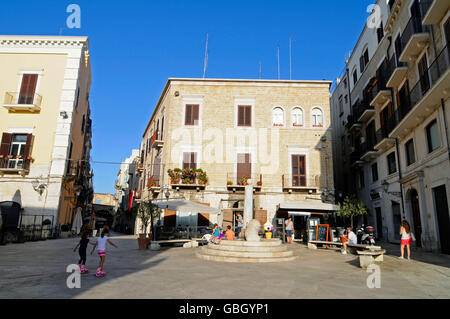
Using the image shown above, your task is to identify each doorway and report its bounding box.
[433,185,450,254]
[375,207,383,240]
[409,189,422,247]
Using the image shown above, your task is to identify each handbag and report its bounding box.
[411,232,416,241]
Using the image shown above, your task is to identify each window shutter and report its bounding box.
[360,56,364,72]
[245,106,251,126]
[191,152,197,170]
[23,134,33,158]
[0,133,12,156]
[192,105,199,125]
[238,106,245,126]
[185,105,192,125]
[183,152,190,170]
[19,74,38,104]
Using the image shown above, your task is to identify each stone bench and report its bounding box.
[308,240,343,249]
[357,249,386,268]
[308,241,381,253]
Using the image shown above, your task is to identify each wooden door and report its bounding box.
[223,209,234,229]
[18,74,38,104]
[410,190,422,247]
[237,153,251,184]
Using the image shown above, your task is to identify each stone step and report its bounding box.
[201,247,294,258]
[206,243,288,252]
[196,252,299,263]
[218,239,282,247]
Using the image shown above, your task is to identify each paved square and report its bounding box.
[1,234,449,299]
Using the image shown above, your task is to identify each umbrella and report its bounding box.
[153,200,221,214]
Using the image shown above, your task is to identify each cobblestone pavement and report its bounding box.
[0,234,449,299]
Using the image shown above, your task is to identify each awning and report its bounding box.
[288,211,311,217]
[279,201,339,212]
[154,200,221,215]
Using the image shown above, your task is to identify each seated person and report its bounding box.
[225,225,235,241]
[210,224,222,244]
[341,227,357,255]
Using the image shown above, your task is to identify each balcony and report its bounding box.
[398,17,430,63]
[282,174,319,193]
[0,156,31,176]
[350,150,364,167]
[355,101,376,123]
[385,0,402,33]
[227,173,262,191]
[151,130,164,149]
[422,0,450,25]
[386,54,408,88]
[169,168,207,190]
[366,73,390,109]
[3,92,42,112]
[147,176,161,193]
[374,116,397,152]
[64,161,80,181]
[360,141,379,162]
[346,114,362,132]
[390,43,450,138]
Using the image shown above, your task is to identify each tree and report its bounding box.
[135,200,162,236]
[337,196,368,229]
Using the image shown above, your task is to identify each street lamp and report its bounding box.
[381,180,402,197]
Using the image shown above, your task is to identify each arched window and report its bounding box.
[311,108,323,127]
[272,107,284,126]
[292,107,303,127]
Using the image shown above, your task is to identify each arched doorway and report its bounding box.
[408,189,422,247]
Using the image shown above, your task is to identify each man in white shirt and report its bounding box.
[342,227,357,255]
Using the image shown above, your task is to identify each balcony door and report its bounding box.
[8,134,28,169]
[18,74,38,105]
[291,155,306,187]
[152,155,161,185]
[418,54,430,95]
[236,153,251,185]
[433,185,450,254]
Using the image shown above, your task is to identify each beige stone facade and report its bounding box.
[138,78,334,230]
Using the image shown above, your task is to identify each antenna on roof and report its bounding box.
[277,45,280,80]
[203,32,209,79]
[259,59,262,79]
[289,36,295,80]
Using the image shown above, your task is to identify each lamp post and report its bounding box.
[381,180,402,197]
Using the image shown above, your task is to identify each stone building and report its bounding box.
[330,0,450,253]
[0,35,93,231]
[138,78,336,235]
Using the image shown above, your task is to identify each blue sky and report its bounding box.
[0,0,375,194]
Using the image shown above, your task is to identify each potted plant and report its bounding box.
[150,180,159,188]
[240,176,248,186]
[167,169,179,184]
[7,155,14,159]
[227,180,233,186]
[198,171,208,185]
[257,181,262,186]
[134,200,162,249]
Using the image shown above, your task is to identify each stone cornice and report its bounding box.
[0,36,88,49]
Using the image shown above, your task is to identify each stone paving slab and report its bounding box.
[0,235,449,299]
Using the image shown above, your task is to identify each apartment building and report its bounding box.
[331,0,450,254]
[138,78,336,234]
[0,36,93,231]
[114,149,140,233]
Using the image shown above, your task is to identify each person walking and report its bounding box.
[73,232,95,273]
[90,228,118,277]
[399,220,413,260]
[285,217,294,244]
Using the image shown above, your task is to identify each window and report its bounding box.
[292,155,306,186]
[339,96,344,115]
[185,104,199,126]
[18,74,38,104]
[360,48,369,72]
[66,141,73,174]
[74,86,80,109]
[426,119,440,153]
[311,108,323,127]
[343,78,347,89]
[418,54,430,95]
[344,95,348,104]
[182,152,197,170]
[377,21,384,43]
[81,115,85,133]
[238,105,251,127]
[353,69,358,85]
[405,139,416,166]
[387,152,397,175]
[292,107,303,127]
[371,162,378,182]
[272,107,284,126]
[161,116,165,140]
